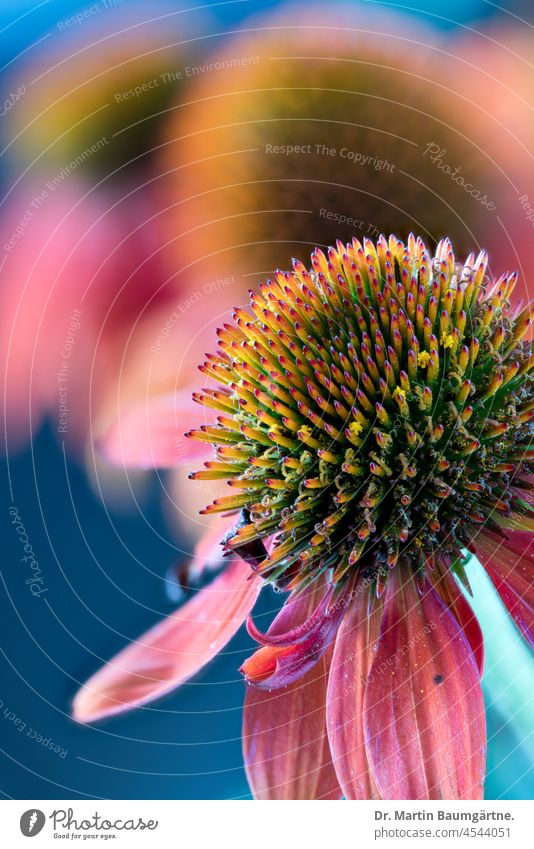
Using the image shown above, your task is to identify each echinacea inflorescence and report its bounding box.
[73,232,533,800]
[188,234,534,597]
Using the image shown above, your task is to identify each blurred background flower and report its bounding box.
[4,2,203,178]
[162,4,503,284]
[0,0,532,801]
[444,23,534,305]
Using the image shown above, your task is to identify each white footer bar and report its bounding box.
[1,799,531,848]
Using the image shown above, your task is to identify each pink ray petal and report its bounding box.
[243,579,341,799]
[73,557,262,723]
[99,390,208,469]
[470,528,534,647]
[326,580,383,800]
[363,569,486,800]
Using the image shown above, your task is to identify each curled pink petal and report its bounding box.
[241,584,352,690]
[245,586,334,647]
[0,179,180,452]
[363,568,486,800]
[73,558,261,723]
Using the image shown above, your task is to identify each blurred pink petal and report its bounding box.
[73,557,261,723]
[99,390,208,469]
[0,179,176,451]
[448,25,534,301]
[245,586,334,646]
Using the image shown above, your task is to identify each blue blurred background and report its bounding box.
[1,0,533,800]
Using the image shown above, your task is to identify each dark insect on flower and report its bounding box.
[73,234,534,801]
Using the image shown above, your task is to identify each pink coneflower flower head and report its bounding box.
[74,234,534,800]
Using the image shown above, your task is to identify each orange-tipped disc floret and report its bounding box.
[188,234,534,593]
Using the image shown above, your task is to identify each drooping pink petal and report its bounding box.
[243,579,341,799]
[99,390,208,469]
[240,583,351,690]
[73,558,261,723]
[363,569,486,800]
[326,580,382,800]
[470,528,534,647]
[430,566,484,675]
